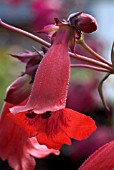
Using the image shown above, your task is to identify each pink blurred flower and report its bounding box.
[70,126,114,165]
[30,0,63,29]
[4,0,22,6]
[66,80,99,113]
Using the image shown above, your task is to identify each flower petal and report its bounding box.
[0,103,37,170]
[36,127,71,150]
[26,137,60,158]
[79,140,114,170]
[8,111,38,137]
[9,107,96,150]
[8,151,36,170]
[62,108,96,140]
[8,110,71,149]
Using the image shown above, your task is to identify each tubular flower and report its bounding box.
[10,25,72,115]
[8,24,96,149]
[79,140,114,170]
[0,103,60,170]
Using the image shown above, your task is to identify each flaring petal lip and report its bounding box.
[8,108,96,150]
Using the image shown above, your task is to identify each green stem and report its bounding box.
[78,39,112,67]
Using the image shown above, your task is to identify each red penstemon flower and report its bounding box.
[8,24,96,149]
[0,102,60,170]
[79,140,114,170]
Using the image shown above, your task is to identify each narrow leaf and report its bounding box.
[111,42,114,67]
[98,73,110,112]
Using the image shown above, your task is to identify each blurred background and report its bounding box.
[0,0,114,169]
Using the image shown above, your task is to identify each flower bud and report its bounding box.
[68,12,97,33]
[5,75,32,104]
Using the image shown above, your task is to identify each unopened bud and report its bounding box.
[5,75,32,104]
[68,12,97,33]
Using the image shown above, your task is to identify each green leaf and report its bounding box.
[98,73,110,112]
[111,42,114,67]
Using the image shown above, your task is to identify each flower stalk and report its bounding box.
[0,19,113,73]
[77,38,112,67]
[0,19,50,48]
[71,64,112,73]
[70,53,114,73]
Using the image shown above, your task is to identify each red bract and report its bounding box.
[10,50,42,65]
[11,50,43,79]
[0,103,60,170]
[66,80,99,113]
[9,108,96,150]
[10,25,71,115]
[79,140,114,170]
[37,24,59,38]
